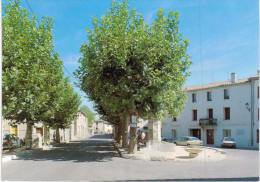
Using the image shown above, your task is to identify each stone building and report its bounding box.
[3,111,89,146]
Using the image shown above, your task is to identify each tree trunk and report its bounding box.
[113,125,118,140]
[128,126,137,154]
[116,120,123,146]
[56,128,60,143]
[122,115,129,148]
[148,119,153,142]
[43,124,50,145]
[25,122,33,149]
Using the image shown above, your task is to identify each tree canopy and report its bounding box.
[80,105,95,126]
[45,79,81,129]
[75,1,190,124]
[3,0,81,130]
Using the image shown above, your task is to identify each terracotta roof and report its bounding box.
[185,75,259,92]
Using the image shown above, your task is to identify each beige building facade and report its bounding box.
[2,111,89,146]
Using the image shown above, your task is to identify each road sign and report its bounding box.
[130,123,137,128]
[131,115,137,124]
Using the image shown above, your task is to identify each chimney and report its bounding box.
[231,72,236,83]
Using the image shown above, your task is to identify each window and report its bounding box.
[224,107,230,120]
[172,117,177,122]
[172,129,177,139]
[192,109,197,121]
[224,89,230,99]
[223,129,231,138]
[207,91,212,101]
[208,108,213,119]
[257,129,259,143]
[192,93,196,103]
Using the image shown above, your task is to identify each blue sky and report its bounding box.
[6,0,259,111]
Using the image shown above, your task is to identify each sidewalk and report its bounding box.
[2,147,27,163]
[114,141,226,161]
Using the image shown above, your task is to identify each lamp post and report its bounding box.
[245,102,251,112]
[245,102,253,146]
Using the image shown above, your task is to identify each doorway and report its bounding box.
[36,128,43,136]
[206,129,214,144]
[190,129,201,139]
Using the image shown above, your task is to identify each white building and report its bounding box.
[69,111,89,141]
[162,73,259,148]
[93,120,113,134]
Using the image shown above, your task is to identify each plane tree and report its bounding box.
[45,80,81,143]
[75,1,190,153]
[2,0,78,147]
[80,105,95,127]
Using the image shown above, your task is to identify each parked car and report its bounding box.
[175,136,203,146]
[162,137,171,142]
[221,137,236,148]
[3,134,22,150]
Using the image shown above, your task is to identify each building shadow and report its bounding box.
[14,134,119,163]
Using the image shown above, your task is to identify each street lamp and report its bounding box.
[245,102,251,112]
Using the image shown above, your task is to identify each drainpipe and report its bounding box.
[250,79,255,146]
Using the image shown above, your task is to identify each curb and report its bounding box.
[202,146,226,154]
[2,155,17,163]
[113,142,141,159]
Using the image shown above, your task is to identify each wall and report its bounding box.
[70,112,89,141]
[162,77,259,148]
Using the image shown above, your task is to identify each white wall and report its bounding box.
[70,112,88,140]
[162,77,259,148]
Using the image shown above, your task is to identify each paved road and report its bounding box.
[2,134,259,181]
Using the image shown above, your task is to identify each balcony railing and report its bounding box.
[199,118,217,126]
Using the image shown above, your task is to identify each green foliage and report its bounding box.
[80,105,95,126]
[3,0,80,128]
[75,1,190,122]
[48,80,81,129]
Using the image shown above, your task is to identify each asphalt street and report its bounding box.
[2,134,259,181]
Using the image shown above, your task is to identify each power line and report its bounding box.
[198,0,204,86]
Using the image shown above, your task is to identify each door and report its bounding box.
[206,129,214,144]
[190,129,201,139]
[36,128,43,136]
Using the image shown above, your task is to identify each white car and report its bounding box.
[221,137,236,148]
[175,136,203,146]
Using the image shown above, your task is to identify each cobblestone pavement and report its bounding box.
[2,134,259,181]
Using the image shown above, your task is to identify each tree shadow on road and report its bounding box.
[14,134,119,163]
[122,177,259,181]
